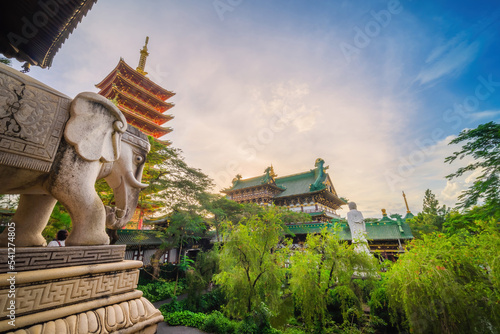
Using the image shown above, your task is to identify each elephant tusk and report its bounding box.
[125,171,148,189]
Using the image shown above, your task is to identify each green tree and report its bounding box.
[444,203,500,236]
[213,206,290,318]
[200,194,245,242]
[0,57,11,65]
[386,226,500,334]
[289,228,377,329]
[408,189,449,238]
[141,138,213,213]
[445,122,500,209]
[148,207,207,282]
[184,248,220,310]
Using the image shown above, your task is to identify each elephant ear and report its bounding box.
[64,92,127,162]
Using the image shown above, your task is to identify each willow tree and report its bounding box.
[386,226,500,334]
[289,228,377,329]
[213,206,292,318]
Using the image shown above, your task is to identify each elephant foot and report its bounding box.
[0,230,47,247]
[65,229,110,246]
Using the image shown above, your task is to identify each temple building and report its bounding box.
[96,37,175,141]
[222,158,346,221]
[223,160,414,261]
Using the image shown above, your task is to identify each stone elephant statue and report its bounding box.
[0,63,150,246]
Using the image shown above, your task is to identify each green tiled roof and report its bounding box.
[275,170,323,197]
[286,219,414,241]
[229,175,268,191]
[116,229,166,246]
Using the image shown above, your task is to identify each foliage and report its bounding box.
[0,195,17,226]
[202,310,239,334]
[408,189,449,238]
[444,204,500,235]
[147,207,208,280]
[142,138,214,214]
[161,306,282,334]
[163,310,206,328]
[214,206,290,318]
[201,194,246,242]
[185,249,220,310]
[368,276,402,334]
[288,228,377,329]
[0,57,11,65]
[43,203,71,241]
[237,303,282,334]
[445,122,500,209]
[137,280,186,303]
[351,278,375,304]
[385,226,500,334]
[160,288,226,314]
[328,286,362,326]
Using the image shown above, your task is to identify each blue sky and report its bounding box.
[8,0,500,217]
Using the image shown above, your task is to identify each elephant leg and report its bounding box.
[0,194,57,247]
[53,185,110,246]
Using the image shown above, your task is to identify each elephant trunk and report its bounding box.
[105,172,147,230]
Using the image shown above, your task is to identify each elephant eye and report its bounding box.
[134,155,145,164]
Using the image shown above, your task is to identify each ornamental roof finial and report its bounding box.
[136,36,149,76]
[402,191,411,213]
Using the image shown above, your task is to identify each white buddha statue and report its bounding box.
[346,202,370,254]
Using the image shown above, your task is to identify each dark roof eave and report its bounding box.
[0,0,98,68]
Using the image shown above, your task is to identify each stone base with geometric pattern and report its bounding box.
[0,245,163,333]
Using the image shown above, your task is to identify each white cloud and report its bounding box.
[415,38,480,85]
[469,110,500,121]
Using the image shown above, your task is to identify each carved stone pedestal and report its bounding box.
[0,245,163,333]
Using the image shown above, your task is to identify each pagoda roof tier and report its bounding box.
[117,103,173,129]
[98,73,173,112]
[111,88,174,125]
[118,104,173,138]
[96,59,175,100]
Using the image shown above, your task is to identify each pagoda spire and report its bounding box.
[402,191,411,213]
[136,36,149,75]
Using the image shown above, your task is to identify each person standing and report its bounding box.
[47,229,69,247]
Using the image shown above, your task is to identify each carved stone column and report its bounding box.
[0,245,163,333]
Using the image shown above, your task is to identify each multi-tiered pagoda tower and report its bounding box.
[96,37,174,141]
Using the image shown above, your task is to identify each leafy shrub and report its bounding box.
[327,286,362,325]
[351,278,375,303]
[159,288,226,314]
[202,311,238,334]
[282,328,305,334]
[369,281,401,333]
[164,310,206,328]
[159,297,184,315]
[235,303,282,334]
[137,280,186,303]
[197,288,226,313]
